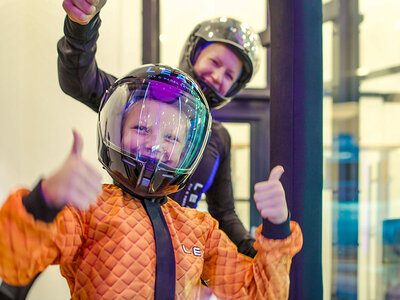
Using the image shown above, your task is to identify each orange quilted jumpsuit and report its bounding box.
[0,184,302,299]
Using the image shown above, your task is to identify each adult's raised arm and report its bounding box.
[57,0,116,112]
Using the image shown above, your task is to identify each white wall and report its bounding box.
[0,0,143,197]
[0,1,141,299]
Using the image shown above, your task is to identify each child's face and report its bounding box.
[193,42,243,97]
[121,99,189,168]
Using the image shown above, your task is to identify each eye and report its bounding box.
[225,73,234,81]
[210,59,219,67]
[132,125,149,135]
[164,134,180,142]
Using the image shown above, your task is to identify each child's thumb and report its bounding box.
[268,165,284,181]
[71,129,83,157]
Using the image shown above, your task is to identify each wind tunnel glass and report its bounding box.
[99,79,208,172]
[195,17,261,75]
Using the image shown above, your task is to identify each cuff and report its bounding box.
[22,180,63,223]
[261,212,291,239]
[64,13,101,41]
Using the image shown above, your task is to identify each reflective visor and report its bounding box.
[99,79,208,172]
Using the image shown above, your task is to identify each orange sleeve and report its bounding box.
[202,218,303,300]
[0,189,84,285]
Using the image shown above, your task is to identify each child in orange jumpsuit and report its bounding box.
[0,64,302,299]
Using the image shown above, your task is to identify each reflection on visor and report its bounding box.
[147,81,183,103]
[124,81,184,110]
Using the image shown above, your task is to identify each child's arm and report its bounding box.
[202,165,303,299]
[0,131,102,285]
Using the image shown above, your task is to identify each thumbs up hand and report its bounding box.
[254,165,288,224]
[41,130,102,210]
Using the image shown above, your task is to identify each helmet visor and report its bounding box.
[99,79,208,172]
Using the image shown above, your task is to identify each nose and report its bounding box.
[143,135,168,160]
[210,68,224,86]
[141,144,164,162]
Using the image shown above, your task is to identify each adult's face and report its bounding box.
[193,42,243,97]
[121,99,188,168]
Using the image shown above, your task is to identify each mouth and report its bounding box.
[136,151,174,166]
[202,78,222,95]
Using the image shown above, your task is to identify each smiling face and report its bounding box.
[121,98,189,168]
[193,42,243,97]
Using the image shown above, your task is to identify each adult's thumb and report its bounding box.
[71,129,83,156]
[268,165,284,181]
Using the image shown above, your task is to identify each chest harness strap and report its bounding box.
[142,199,176,300]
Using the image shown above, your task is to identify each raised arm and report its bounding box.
[202,165,302,299]
[57,0,116,112]
[0,131,102,285]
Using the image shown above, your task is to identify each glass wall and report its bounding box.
[323,0,400,299]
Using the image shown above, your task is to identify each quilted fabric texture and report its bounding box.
[0,185,303,299]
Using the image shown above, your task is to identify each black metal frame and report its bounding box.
[143,1,324,299]
[269,1,323,299]
[142,0,160,64]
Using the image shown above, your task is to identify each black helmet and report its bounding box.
[179,16,262,109]
[97,64,211,200]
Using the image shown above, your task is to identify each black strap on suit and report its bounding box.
[142,199,176,300]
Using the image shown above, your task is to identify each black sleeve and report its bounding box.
[261,212,291,240]
[22,181,63,223]
[205,123,257,258]
[57,14,117,112]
